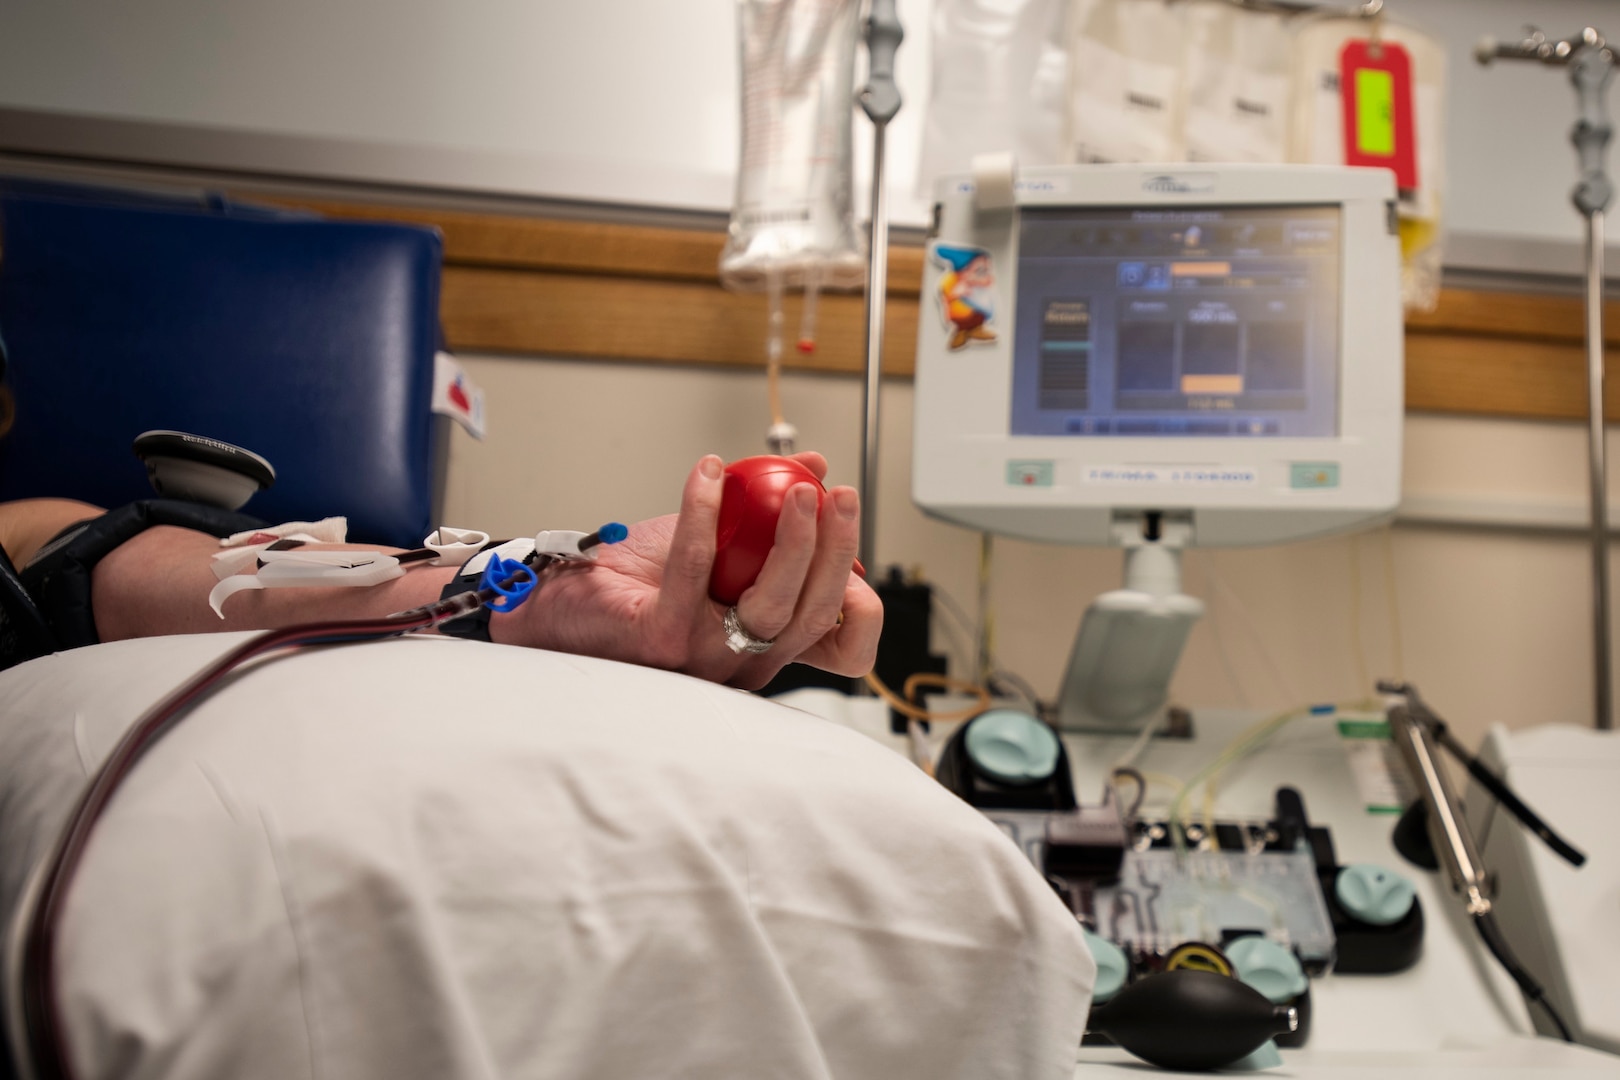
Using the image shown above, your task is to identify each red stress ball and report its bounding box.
[709,456,825,606]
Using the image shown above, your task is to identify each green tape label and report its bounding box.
[1007,460,1054,487]
[1290,462,1340,489]
[1337,718,1390,740]
[1355,68,1395,157]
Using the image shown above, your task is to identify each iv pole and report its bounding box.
[857,0,903,566]
[1478,28,1618,731]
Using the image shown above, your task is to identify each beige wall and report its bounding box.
[443,352,1610,750]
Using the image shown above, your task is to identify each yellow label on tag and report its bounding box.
[1355,68,1395,156]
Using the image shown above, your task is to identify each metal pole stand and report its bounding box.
[1479,28,1618,730]
[857,0,902,568]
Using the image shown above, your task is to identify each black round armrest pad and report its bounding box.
[133,430,276,490]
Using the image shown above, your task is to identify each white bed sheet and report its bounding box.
[0,634,1093,1080]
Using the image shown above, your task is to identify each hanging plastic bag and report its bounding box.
[719,0,866,294]
[1288,15,1447,312]
[1065,0,1187,163]
[917,0,1072,196]
[1182,0,1291,164]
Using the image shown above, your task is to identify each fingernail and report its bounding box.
[834,488,858,520]
[792,485,817,515]
[700,455,722,480]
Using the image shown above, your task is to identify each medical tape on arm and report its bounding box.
[208,525,526,617]
[208,524,496,614]
[207,550,405,616]
[211,517,351,578]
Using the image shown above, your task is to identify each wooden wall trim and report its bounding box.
[250,191,1615,422]
[1406,288,1620,346]
[442,267,920,377]
[263,195,927,294]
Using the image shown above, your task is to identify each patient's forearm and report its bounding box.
[75,451,880,688]
[92,526,460,640]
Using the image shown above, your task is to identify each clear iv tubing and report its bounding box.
[766,271,786,427]
[764,270,795,454]
[1167,705,1312,859]
[796,266,821,355]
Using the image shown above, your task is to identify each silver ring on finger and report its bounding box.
[722,606,776,655]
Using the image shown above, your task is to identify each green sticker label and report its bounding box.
[1290,463,1340,489]
[1007,460,1054,487]
[1355,68,1395,157]
[1337,719,1391,740]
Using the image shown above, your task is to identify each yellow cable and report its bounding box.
[1382,525,1406,681]
[1202,780,1220,851]
[865,670,995,777]
[1349,533,1373,697]
[1173,697,1392,858]
[976,532,995,683]
[1110,768,1189,820]
[862,670,989,723]
[1165,942,1233,977]
[1169,705,1304,857]
[1137,770,1185,796]
[1199,551,1252,708]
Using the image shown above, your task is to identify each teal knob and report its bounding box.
[1226,1041,1285,1070]
[1336,863,1416,926]
[963,709,1061,785]
[1226,938,1307,1004]
[1082,929,1130,1004]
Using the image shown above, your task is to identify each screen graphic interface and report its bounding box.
[1009,205,1342,438]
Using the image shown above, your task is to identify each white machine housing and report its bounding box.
[1467,724,1620,1054]
[913,163,1403,548]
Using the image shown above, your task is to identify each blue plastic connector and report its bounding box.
[480,556,538,612]
[598,522,628,545]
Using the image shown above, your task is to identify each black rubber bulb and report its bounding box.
[1087,969,1298,1071]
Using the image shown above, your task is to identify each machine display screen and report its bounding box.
[1009,204,1342,438]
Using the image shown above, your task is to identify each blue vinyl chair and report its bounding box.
[0,178,445,549]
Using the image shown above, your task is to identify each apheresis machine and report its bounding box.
[914,162,1402,730]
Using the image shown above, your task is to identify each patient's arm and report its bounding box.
[90,526,455,637]
[82,453,879,689]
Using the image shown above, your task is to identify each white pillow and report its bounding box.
[0,634,1093,1080]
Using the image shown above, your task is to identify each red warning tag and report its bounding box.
[1339,39,1418,190]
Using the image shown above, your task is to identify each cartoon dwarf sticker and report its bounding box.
[933,244,998,350]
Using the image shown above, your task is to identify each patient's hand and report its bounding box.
[496,454,882,689]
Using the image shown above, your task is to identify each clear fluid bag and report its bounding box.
[719,0,867,294]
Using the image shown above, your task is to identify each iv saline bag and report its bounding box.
[720,0,866,294]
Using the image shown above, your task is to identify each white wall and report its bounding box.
[0,0,936,221]
[4,0,1620,248]
[0,1,743,166]
[443,352,1616,748]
